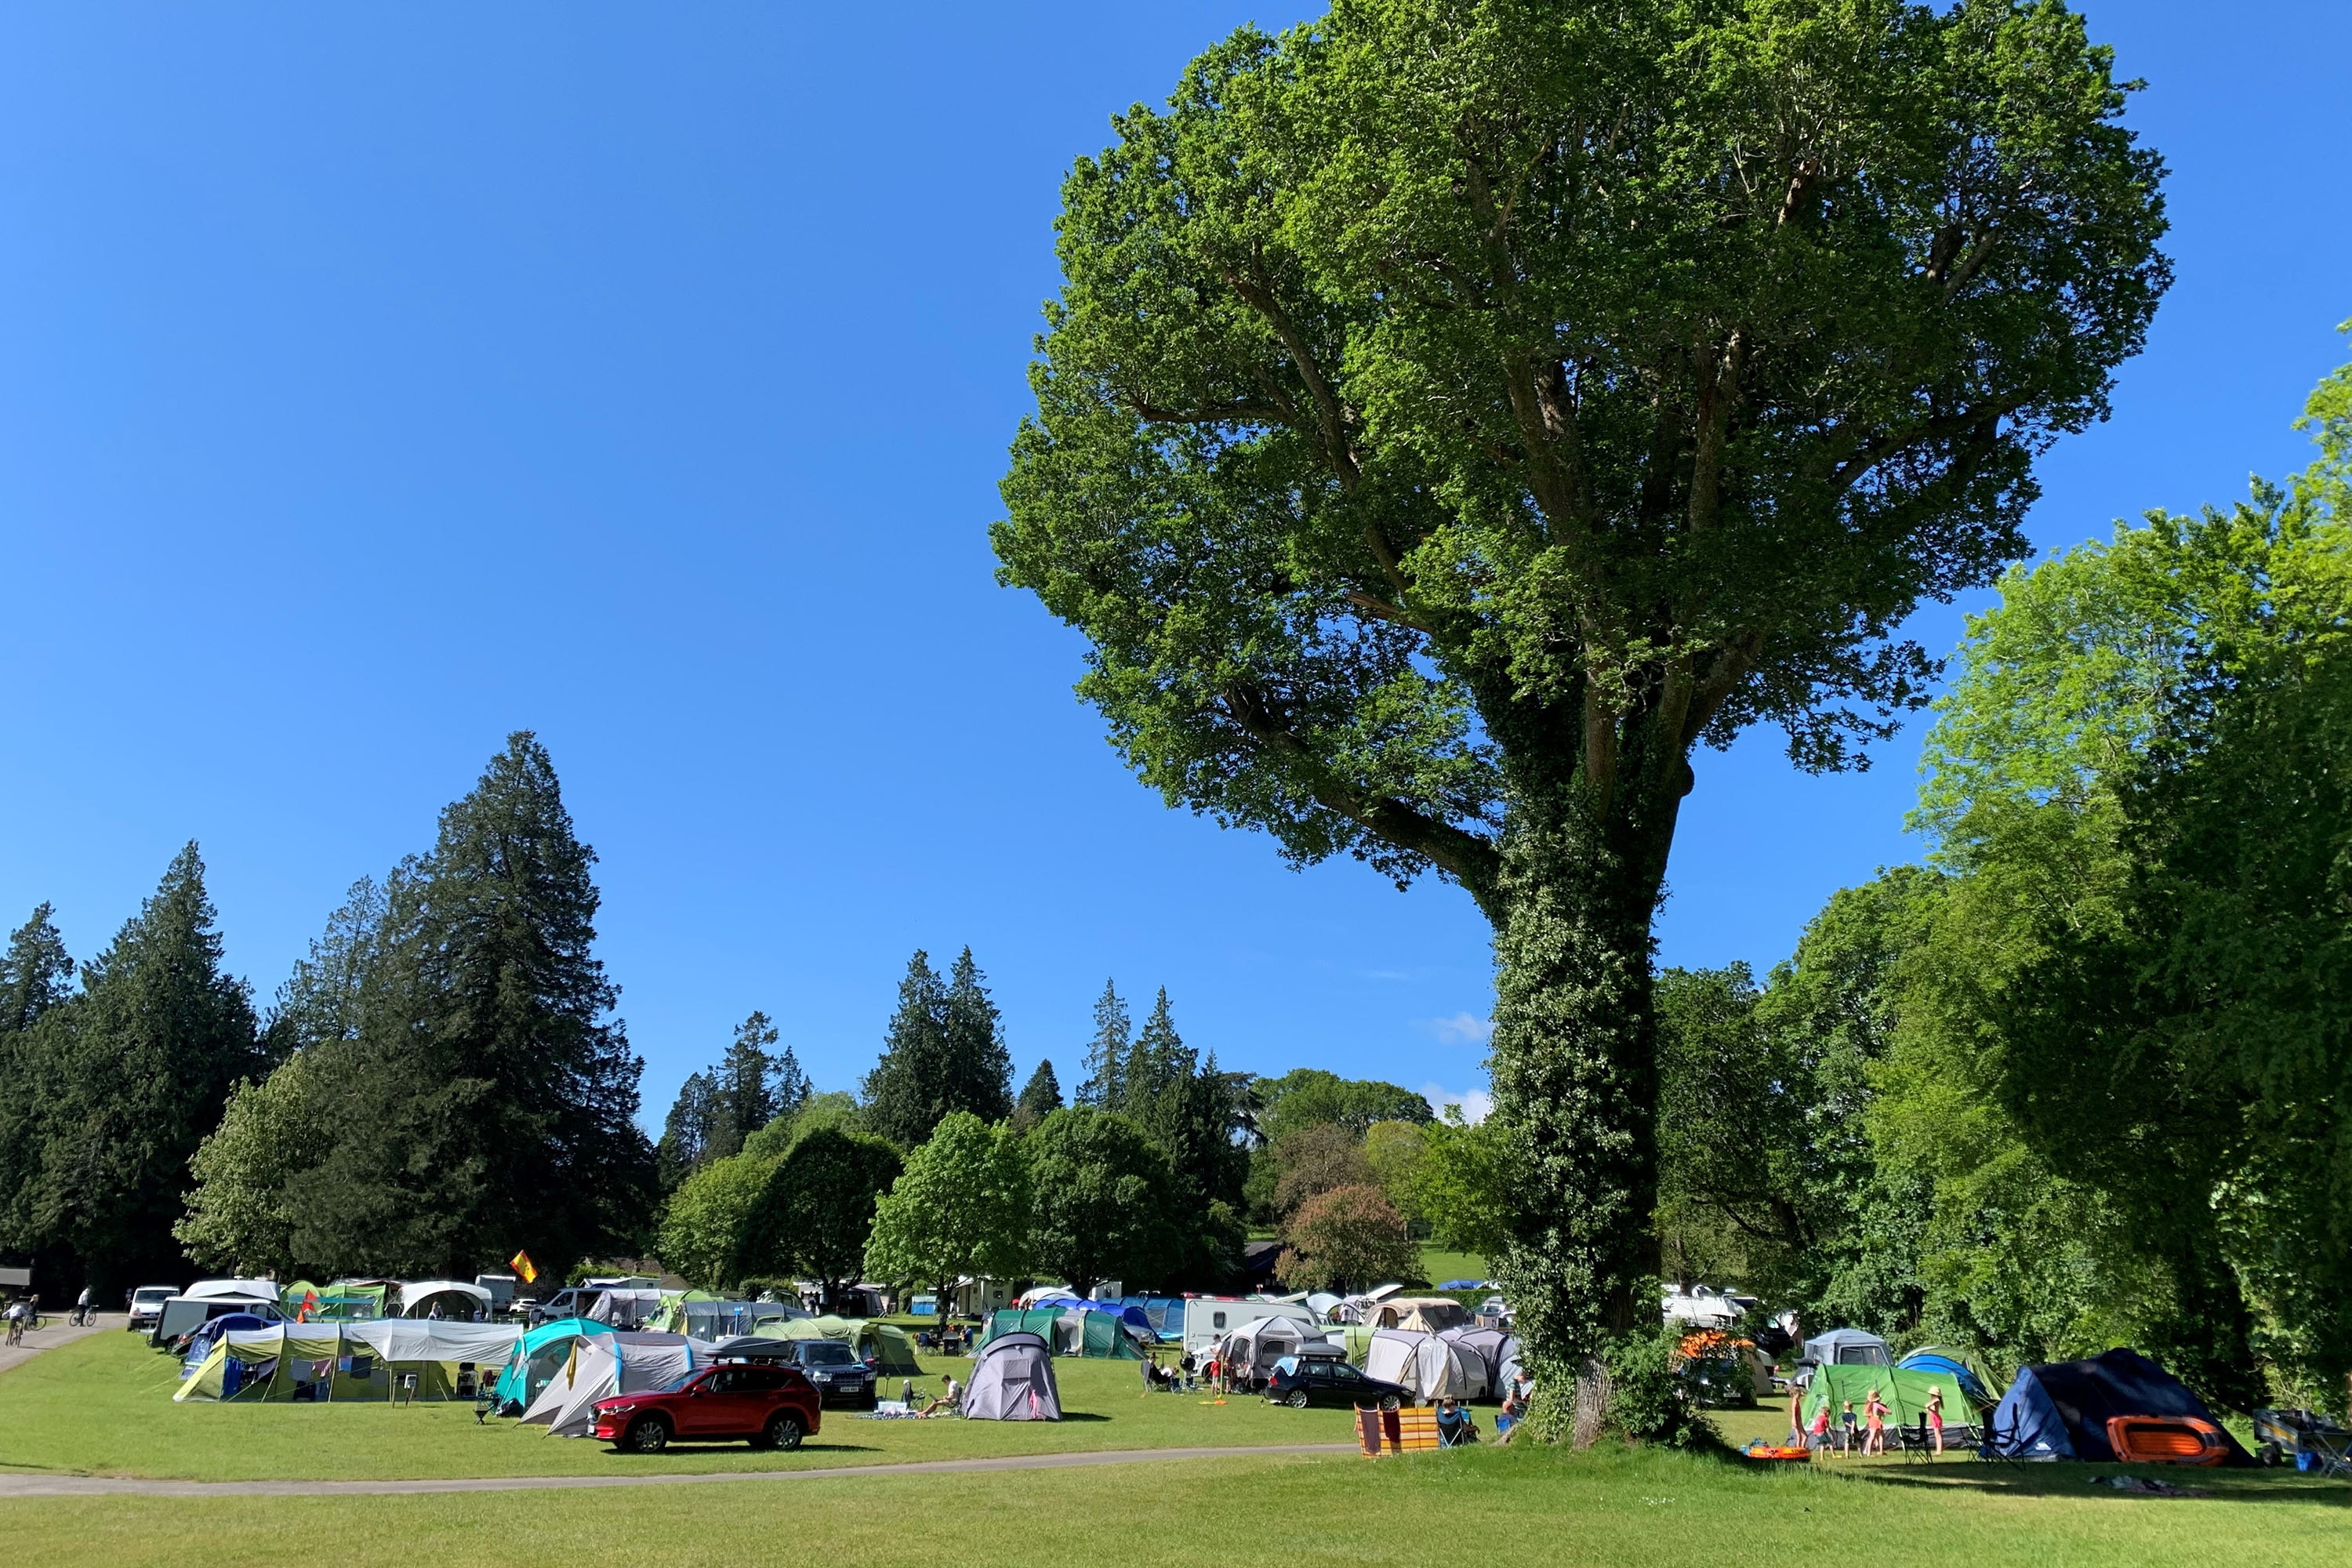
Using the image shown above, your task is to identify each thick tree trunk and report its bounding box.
[1484,762,1682,1396]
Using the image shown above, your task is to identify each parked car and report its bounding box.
[593,1363,822,1454]
[124,1285,179,1334]
[787,1338,877,1407]
[1263,1354,1411,1410]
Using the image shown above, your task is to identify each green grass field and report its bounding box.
[0,1330,1351,1481]
[4,1327,2347,1566]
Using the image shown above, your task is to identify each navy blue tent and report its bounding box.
[1990,1348,2251,1464]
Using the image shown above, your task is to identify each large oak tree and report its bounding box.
[994,0,2167,1382]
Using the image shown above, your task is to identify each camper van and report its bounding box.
[1181,1298,1323,1356]
[151,1280,285,1345]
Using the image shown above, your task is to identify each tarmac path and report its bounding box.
[0,1442,1360,1499]
[0,1312,118,1378]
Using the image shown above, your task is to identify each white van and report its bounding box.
[1181,1298,1323,1356]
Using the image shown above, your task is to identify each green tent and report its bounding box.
[855,1320,925,1376]
[492,1317,619,1407]
[1802,1363,1972,1432]
[1071,1310,1143,1359]
[979,1307,1066,1349]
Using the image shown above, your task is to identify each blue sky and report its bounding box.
[2,2,2347,1129]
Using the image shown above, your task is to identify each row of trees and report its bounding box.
[0,735,656,1295]
[1650,351,2352,1414]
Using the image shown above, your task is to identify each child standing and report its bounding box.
[1864,1388,1889,1455]
[1840,1399,1859,1454]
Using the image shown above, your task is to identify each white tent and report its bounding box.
[1016,1285,1083,1308]
[520,1331,699,1436]
[343,1319,522,1366]
[1330,1283,1406,1325]
[1363,1328,1486,1401]
[187,1278,281,1302]
[584,1289,665,1327]
[394,1279,493,1319]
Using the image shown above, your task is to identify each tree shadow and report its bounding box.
[1853,1464,2350,1506]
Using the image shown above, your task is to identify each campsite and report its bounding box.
[5,0,2352,1563]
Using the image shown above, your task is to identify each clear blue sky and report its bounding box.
[2,3,2347,1129]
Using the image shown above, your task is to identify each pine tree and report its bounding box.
[265,877,387,1054]
[656,1070,722,1190]
[710,1011,782,1162]
[1014,1059,1063,1131]
[862,948,1012,1146]
[29,844,264,1289]
[0,904,74,1034]
[289,734,655,1278]
[0,905,75,1264]
[941,948,1013,1123]
[1077,980,1129,1108]
[862,950,949,1148]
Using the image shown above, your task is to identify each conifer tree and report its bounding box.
[290,734,655,1278]
[656,1070,722,1190]
[863,948,1013,1146]
[1014,1059,1063,1131]
[1076,980,1130,1108]
[28,845,264,1289]
[0,905,75,1263]
[862,951,949,1147]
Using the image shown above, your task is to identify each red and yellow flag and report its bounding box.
[510,1250,539,1285]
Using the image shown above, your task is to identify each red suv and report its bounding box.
[593,1363,822,1454]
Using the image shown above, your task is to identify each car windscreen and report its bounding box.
[798,1343,856,1365]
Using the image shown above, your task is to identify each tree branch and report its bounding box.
[1221,683,1502,916]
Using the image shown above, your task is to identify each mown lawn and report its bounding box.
[5,1438,2347,1567]
[0,1328,1354,1481]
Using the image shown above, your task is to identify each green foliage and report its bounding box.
[1598,1325,1720,1450]
[997,0,2167,1386]
[1023,1106,1183,1295]
[1013,1058,1063,1131]
[1265,1123,1374,1220]
[863,1111,1032,1298]
[0,845,266,1290]
[655,1151,775,1294]
[1413,1108,1512,1261]
[175,1053,318,1279]
[1275,1182,1417,1293]
[1254,1069,1432,1145]
[744,1090,864,1159]
[862,948,1014,1148]
[748,1125,902,1310]
[279,734,656,1280]
[1360,1119,1429,1229]
[1076,981,1130,1109]
[657,1012,810,1190]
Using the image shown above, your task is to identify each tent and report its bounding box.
[1439,1326,1519,1396]
[1363,1328,1486,1401]
[651,1295,805,1339]
[960,1331,1061,1420]
[1111,1295,1188,1335]
[856,1319,925,1375]
[979,1306,1069,1348]
[1897,1345,1999,1408]
[1802,1363,1982,1433]
[1989,1348,2252,1465]
[1800,1327,1892,1372]
[493,1317,619,1409]
[520,1331,699,1436]
[175,1321,524,1403]
[1016,1286,1083,1308]
[1217,1315,1327,1381]
[395,1279,493,1319]
[1373,1298,1470,1333]
[1331,1284,1405,1325]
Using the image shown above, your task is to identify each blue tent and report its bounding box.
[1989,1348,2251,1465]
[1896,1348,1995,1408]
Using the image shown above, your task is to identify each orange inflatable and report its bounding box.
[2104,1414,2229,1465]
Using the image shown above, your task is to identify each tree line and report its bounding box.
[1645,351,2352,1417]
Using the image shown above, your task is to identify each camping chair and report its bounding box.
[1436,1404,1479,1447]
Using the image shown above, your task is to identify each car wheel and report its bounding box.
[1380,1396,1401,1412]
[760,1411,804,1451]
[1287,1389,1309,1410]
[624,1415,671,1454]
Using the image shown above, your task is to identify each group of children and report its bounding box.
[1794,1381,1946,1457]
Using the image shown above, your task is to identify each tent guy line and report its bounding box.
[0,1443,1359,1497]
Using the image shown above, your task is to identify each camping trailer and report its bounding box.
[1182,1298,1323,1356]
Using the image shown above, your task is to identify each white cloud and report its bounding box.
[1421,1083,1493,1124]
[1428,1012,1493,1046]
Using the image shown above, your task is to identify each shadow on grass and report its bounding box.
[600,1443,881,1462]
[1839,1463,2350,1506]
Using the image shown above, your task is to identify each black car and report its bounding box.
[787,1338,877,1407]
[1263,1354,1410,1410]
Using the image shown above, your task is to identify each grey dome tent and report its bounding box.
[1800,1327,1892,1370]
[960,1330,1061,1421]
